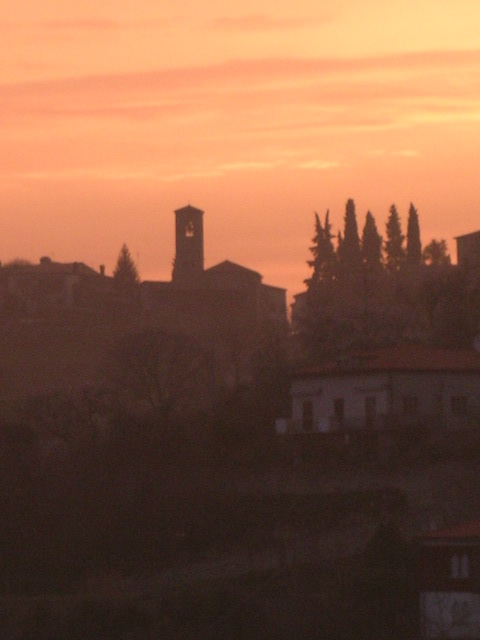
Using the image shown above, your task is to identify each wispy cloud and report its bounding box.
[158,169,224,182]
[0,18,173,34]
[394,149,419,157]
[367,148,419,158]
[209,13,331,31]
[296,160,342,170]
[219,160,278,171]
[4,49,480,97]
[2,49,480,179]
[43,19,122,31]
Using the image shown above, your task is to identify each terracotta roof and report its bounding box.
[297,344,480,377]
[420,521,480,541]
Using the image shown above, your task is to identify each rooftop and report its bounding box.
[2,257,100,277]
[174,204,204,216]
[420,521,480,541]
[455,229,480,240]
[297,344,480,377]
[205,260,262,280]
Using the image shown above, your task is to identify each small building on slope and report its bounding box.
[418,521,480,639]
[277,345,480,435]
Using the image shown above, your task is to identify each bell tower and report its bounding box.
[172,204,204,286]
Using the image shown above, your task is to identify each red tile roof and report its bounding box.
[297,344,480,377]
[420,521,480,541]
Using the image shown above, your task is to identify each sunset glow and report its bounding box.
[2,0,480,299]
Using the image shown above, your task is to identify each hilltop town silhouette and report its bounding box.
[0,204,287,409]
[1,201,480,409]
[2,201,480,637]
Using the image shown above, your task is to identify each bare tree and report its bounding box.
[108,329,211,424]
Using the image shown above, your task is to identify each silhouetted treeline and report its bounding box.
[294,199,479,359]
[0,353,289,594]
[0,515,417,639]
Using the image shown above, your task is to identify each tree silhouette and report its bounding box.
[305,210,337,289]
[108,329,210,425]
[406,203,422,266]
[422,239,451,266]
[323,210,337,278]
[361,211,383,271]
[113,244,140,295]
[337,199,362,274]
[305,212,324,289]
[384,205,405,272]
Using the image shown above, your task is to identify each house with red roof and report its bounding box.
[418,521,480,638]
[277,344,480,435]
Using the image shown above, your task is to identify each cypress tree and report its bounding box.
[305,210,337,289]
[384,205,405,272]
[406,203,422,265]
[305,212,325,289]
[113,243,140,295]
[337,231,343,258]
[337,198,362,273]
[361,211,383,271]
[323,209,337,280]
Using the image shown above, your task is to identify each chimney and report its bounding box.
[100,265,105,276]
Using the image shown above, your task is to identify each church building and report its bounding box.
[141,205,288,389]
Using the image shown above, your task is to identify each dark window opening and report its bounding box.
[451,553,470,579]
[185,221,195,238]
[302,400,313,431]
[365,396,376,427]
[451,396,467,415]
[334,398,344,427]
[403,395,419,415]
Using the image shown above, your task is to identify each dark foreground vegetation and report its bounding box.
[2,198,480,636]
[2,399,480,638]
[1,534,416,639]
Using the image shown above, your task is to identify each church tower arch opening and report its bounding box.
[172,205,204,287]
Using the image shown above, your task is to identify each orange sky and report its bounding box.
[2,1,480,301]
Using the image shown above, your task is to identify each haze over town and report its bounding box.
[3,0,480,296]
[5,3,480,636]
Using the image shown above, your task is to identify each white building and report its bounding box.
[278,345,480,434]
[418,521,480,639]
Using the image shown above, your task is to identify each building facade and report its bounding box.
[142,205,288,389]
[277,345,480,434]
[418,522,480,639]
[455,230,480,271]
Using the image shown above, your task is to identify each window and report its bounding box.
[451,554,460,578]
[365,397,376,427]
[451,396,467,415]
[451,600,471,626]
[451,553,470,579]
[334,398,344,426]
[302,400,313,431]
[403,395,419,415]
[185,221,195,237]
